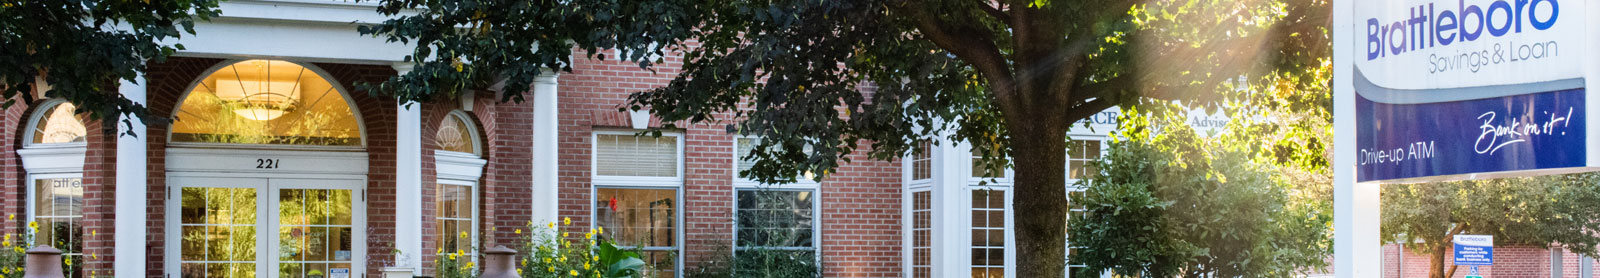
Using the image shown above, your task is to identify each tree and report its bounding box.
[1382,174,1600,278]
[0,0,221,131]
[1066,94,1332,277]
[360,0,1330,275]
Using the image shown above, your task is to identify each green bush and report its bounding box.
[515,218,647,278]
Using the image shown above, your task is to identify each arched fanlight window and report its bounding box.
[25,100,87,146]
[435,111,485,259]
[171,59,364,147]
[435,111,481,156]
[19,99,87,277]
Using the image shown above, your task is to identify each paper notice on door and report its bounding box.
[330,268,349,278]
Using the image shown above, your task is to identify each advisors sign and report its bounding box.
[1354,0,1592,182]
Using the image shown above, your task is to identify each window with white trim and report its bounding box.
[21,99,88,278]
[734,137,818,184]
[910,191,933,278]
[734,189,818,271]
[971,189,1007,278]
[912,141,933,180]
[593,132,682,277]
[435,111,485,263]
[1065,138,1104,277]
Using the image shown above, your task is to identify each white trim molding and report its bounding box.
[17,147,86,174]
[436,151,488,181]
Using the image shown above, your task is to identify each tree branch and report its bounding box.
[1065,97,1118,124]
[897,1,1018,106]
[976,1,1011,22]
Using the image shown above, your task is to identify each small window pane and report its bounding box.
[737,138,759,174]
[596,134,678,177]
[30,102,87,144]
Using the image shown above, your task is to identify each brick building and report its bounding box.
[1382,244,1600,278]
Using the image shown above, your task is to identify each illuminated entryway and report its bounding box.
[163,60,369,278]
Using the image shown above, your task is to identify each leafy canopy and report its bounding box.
[0,0,221,132]
[359,0,1326,183]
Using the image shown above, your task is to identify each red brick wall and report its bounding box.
[1384,243,1598,278]
[556,51,904,277]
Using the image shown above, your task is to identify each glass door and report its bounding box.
[175,178,270,278]
[170,177,364,278]
[271,178,364,278]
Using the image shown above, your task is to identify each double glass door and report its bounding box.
[169,177,365,278]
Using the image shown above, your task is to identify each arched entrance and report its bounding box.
[162,59,369,278]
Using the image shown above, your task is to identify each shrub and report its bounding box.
[515,218,647,278]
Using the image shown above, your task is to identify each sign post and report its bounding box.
[1336,0,1594,276]
[1454,235,1494,278]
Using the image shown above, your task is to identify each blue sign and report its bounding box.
[1454,235,1494,266]
[1355,70,1586,182]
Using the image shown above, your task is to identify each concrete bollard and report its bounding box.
[478,245,519,278]
[23,246,64,278]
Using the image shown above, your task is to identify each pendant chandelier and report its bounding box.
[215,60,300,121]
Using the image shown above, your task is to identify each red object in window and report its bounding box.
[608,197,619,211]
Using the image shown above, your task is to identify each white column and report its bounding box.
[114,73,149,276]
[392,63,424,272]
[932,135,968,276]
[530,73,561,224]
[1334,0,1382,275]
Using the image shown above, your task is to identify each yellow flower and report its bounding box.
[592,255,599,261]
[27,221,37,231]
[438,247,444,254]
[548,222,556,229]
[517,269,523,275]
[515,229,522,234]
[459,231,468,238]
[596,226,603,234]
[521,258,528,266]
[463,262,474,269]
[559,255,567,262]
[544,258,552,263]
[449,253,458,260]
[563,217,572,226]
[562,232,569,238]
[91,230,96,237]
[64,257,72,266]
[583,262,591,270]
[584,232,593,239]
[2,241,9,247]
[547,266,556,272]
[12,247,22,253]
[569,270,579,276]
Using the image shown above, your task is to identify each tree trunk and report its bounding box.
[1009,109,1070,278]
[1429,244,1448,278]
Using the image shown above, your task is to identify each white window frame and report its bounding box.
[730,187,822,269]
[905,189,933,278]
[968,150,1013,186]
[24,173,85,255]
[20,99,89,270]
[435,110,487,260]
[731,136,821,187]
[1063,135,1108,278]
[591,130,685,277]
[967,187,1014,278]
